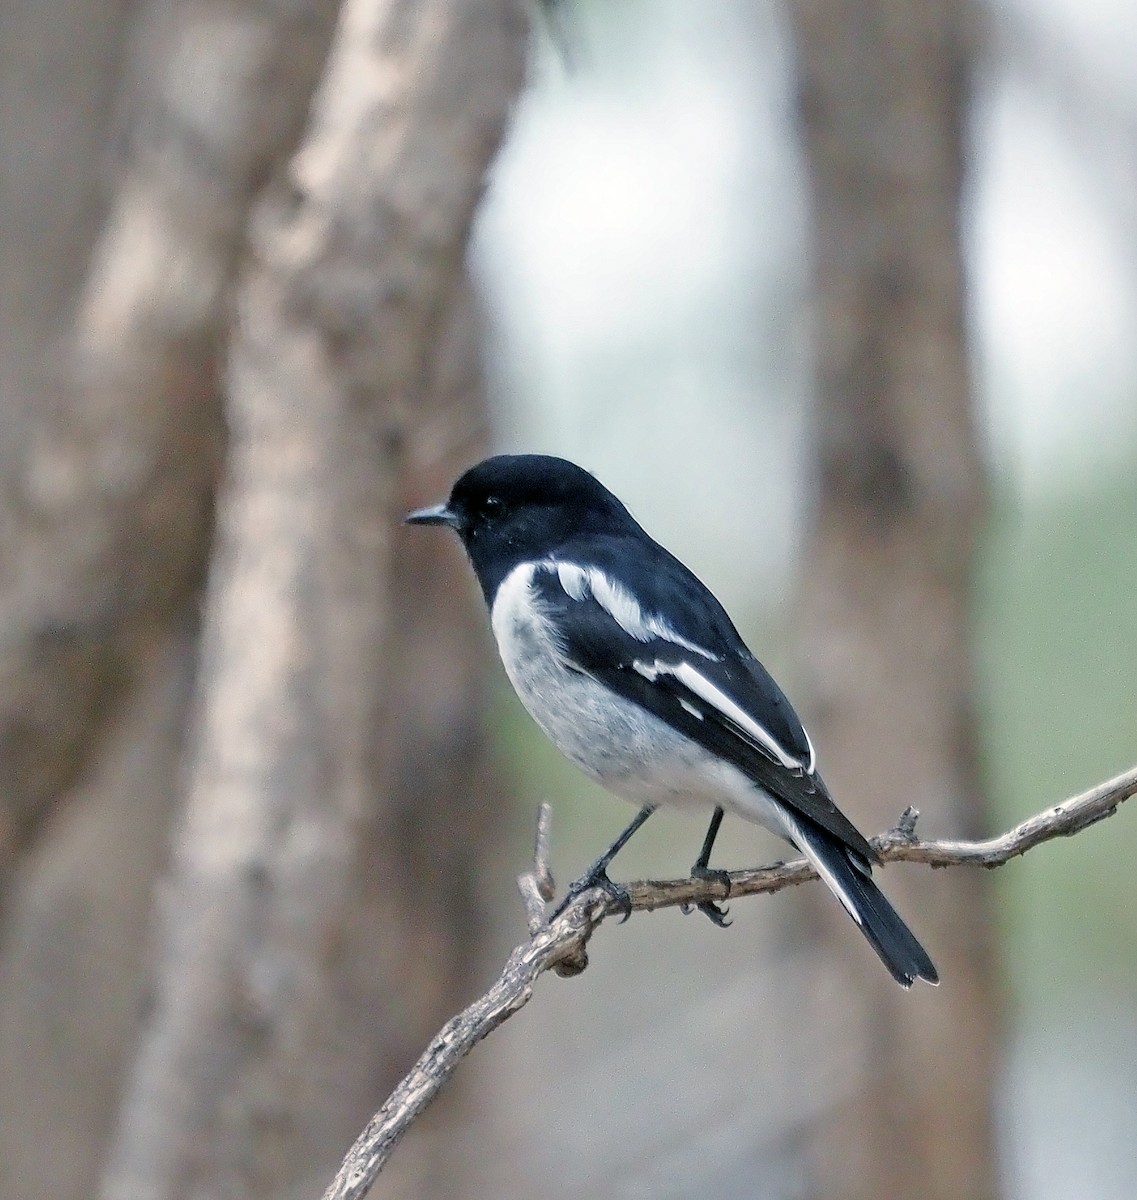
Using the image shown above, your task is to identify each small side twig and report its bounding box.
[321,763,1137,1200]
[515,802,587,976]
[516,801,555,932]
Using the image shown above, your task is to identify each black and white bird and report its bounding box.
[406,454,937,988]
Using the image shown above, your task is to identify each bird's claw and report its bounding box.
[700,899,733,927]
[685,865,732,928]
[552,867,633,923]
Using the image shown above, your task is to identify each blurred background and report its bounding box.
[0,0,1134,1198]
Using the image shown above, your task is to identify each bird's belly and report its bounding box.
[496,615,792,839]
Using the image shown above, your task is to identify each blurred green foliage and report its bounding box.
[977,471,1137,1011]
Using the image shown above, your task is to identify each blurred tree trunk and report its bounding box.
[0,0,342,886]
[0,0,522,1198]
[0,2,340,1197]
[786,1,1001,1198]
[97,1,527,1198]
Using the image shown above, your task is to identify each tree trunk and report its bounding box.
[98,1,527,1197]
[0,2,340,1197]
[0,0,343,885]
[786,0,1001,1197]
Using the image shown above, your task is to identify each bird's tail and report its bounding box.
[787,817,939,988]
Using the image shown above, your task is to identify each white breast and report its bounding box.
[489,563,794,841]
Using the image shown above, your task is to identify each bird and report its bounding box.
[406,454,938,988]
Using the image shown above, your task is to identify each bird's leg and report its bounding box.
[685,807,732,928]
[692,806,725,873]
[552,805,656,923]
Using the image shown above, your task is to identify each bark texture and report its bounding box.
[98,1,527,1197]
[787,0,1001,1197]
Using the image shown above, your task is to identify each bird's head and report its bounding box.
[405,454,634,597]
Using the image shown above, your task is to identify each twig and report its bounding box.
[320,763,1137,1200]
[516,801,555,933]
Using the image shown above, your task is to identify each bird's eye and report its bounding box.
[484,496,503,513]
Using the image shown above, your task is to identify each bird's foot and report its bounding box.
[552,865,633,924]
[683,865,732,928]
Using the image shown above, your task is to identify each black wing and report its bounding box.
[531,552,876,862]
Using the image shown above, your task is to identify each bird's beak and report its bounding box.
[404,502,459,528]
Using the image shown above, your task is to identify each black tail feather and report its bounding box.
[790,820,938,988]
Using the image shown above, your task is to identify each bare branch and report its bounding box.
[321,764,1137,1200]
[628,763,1137,911]
[320,897,604,1200]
